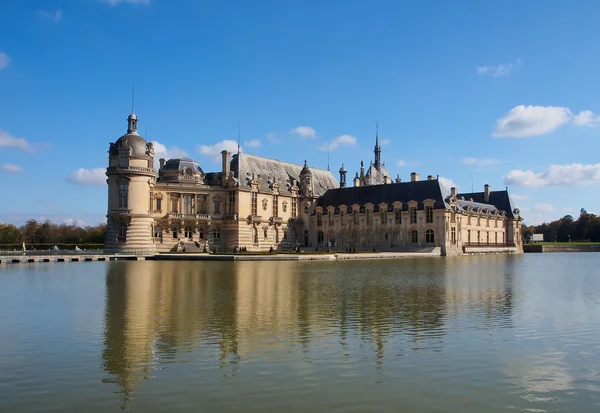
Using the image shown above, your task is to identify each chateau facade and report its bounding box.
[104,111,523,256]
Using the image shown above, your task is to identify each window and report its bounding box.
[118,221,127,242]
[149,188,153,212]
[395,209,401,225]
[184,225,193,240]
[486,231,490,244]
[251,192,258,216]
[451,227,457,245]
[425,206,433,223]
[272,195,278,217]
[252,226,258,244]
[467,230,471,243]
[184,195,193,215]
[468,215,471,225]
[198,195,207,214]
[214,199,220,214]
[426,229,435,244]
[119,152,128,167]
[318,231,324,244]
[380,210,386,225]
[229,191,236,215]
[118,183,128,209]
[291,198,297,218]
[340,211,344,225]
[328,212,332,225]
[367,210,372,225]
[154,225,163,242]
[410,207,417,224]
[213,227,221,242]
[199,227,204,239]
[156,198,162,212]
[495,232,498,244]
[263,227,268,240]
[353,211,358,224]
[171,196,178,213]
[477,230,481,243]
[274,227,279,244]
[317,212,322,226]
[410,229,418,244]
[172,227,178,239]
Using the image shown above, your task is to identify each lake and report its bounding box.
[1,254,599,412]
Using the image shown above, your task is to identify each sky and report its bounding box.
[1,0,600,227]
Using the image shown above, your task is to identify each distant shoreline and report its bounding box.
[524,243,600,253]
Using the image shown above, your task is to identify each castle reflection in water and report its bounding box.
[101,258,516,408]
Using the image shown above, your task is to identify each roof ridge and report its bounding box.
[239,152,333,173]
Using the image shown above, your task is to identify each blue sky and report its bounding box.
[1,0,600,226]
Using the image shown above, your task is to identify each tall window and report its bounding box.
[451,227,457,245]
[291,198,297,218]
[426,229,435,244]
[199,227,204,239]
[366,210,372,225]
[272,195,278,217]
[214,199,220,214]
[229,191,236,215]
[380,210,386,225]
[251,192,258,215]
[410,207,417,224]
[318,231,324,244]
[317,212,322,226]
[274,227,279,244]
[328,212,332,225]
[184,195,193,215]
[118,183,128,209]
[149,188,153,212]
[410,229,418,243]
[184,225,193,239]
[395,209,402,225]
[353,211,358,225]
[340,211,344,225]
[213,227,221,242]
[425,206,433,223]
[171,196,178,213]
[198,195,207,214]
[252,226,258,244]
[118,221,127,242]
[156,198,162,212]
[119,152,128,167]
[495,232,498,244]
[172,227,178,239]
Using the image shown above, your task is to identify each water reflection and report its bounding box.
[101,258,517,409]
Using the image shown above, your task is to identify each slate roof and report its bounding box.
[456,190,517,218]
[231,153,339,196]
[315,179,452,210]
[364,162,392,185]
[160,157,204,174]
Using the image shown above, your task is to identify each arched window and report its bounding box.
[410,229,418,244]
[317,231,324,244]
[252,226,258,244]
[184,225,193,240]
[213,226,221,243]
[426,229,435,244]
[199,226,205,240]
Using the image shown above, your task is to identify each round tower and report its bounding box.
[104,110,157,254]
[339,164,347,188]
[299,160,314,197]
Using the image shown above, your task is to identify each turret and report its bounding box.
[339,163,347,188]
[374,122,381,167]
[299,160,314,197]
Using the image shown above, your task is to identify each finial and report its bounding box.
[131,84,135,114]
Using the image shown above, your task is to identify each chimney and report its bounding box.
[427,175,434,181]
[159,158,166,169]
[411,172,419,182]
[221,150,231,178]
[484,184,491,203]
[451,187,457,197]
[383,176,387,184]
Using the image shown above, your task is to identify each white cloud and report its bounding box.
[0,130,30,151]
[0,52,10,70]
[196,140,240,163]
[38,10,62,22]
[290,126,318,140]
[317,134,357,152]
[380,138,391,145]
[68,168,106,186]
[244,139,261,148]
[510,193,531,202]
[0,163,22,173]
[152,141,188,169]
[477,58,521,77]
[493,105,573,138]
[439,176,458,190]
[519,204,558,225]
[101,0,150,5]
[461,157,501,167]
[397,160,405,167]
[64,218,86,227]
[532,203,555,212]
[493,105,600,138]
[265,133,280,144]
[572,110,600,126]
[505,163,600,188]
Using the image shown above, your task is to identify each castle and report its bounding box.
[104,110,523,255]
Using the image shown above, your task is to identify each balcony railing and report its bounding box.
[247,215,263,223]
[271,216,283,225]
[107,166,156,174]
[109,209,132,216]
[167,213,211,220]
[463,242,516,248]
[159,175,203,182]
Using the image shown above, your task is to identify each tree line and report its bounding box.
[522,208,600,242]
[0,219,106,248]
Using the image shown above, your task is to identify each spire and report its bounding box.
[127,85,138,134]
[374,121,381,167]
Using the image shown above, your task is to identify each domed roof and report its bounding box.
[339,163,347,173]
[300,160,312,176]
[109,133,150,157]
[161,157,204,175]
